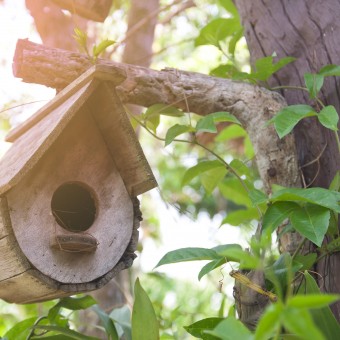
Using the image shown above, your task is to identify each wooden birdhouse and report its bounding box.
[0,65,157,304]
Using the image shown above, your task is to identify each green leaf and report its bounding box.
[211,111,241,124]
[318,64,340,76]
[216,124,247,142]
[299,272,340,339]
[265,253,302,292]
[318,105,339,131]
[218,177,252,207]
[229,159,252,178]
[32,325,98,340]
[290,204,330,246]
[92,305,119,340]
[196,115,216,133]
[182,160,225,186]
[201,166,228,194]
[210,64,240,78]
[272,56,296,73]
[48,296,97,322]
[73,28,88,54]
[154,247,221,268]
[255,302,283,340]
[218,0,239,17]
[282,308,325,340]
[212,243,244,260]
[251,56,296,81]
[221,207,260,226]
[271,187,340,213]
[196,112,240,133]
[262,201,300,233]
[329,171,340,191]
[3,317,37,340]
[294,253,317,271]
[228,27,244,55]
[198,258,226,281]
[165,124,192,146]
[185,317,224,339]
[144,104,184,119]
[30,336,75,339]
[244,135,255,159]
[249,189,267,206]
[268,105,317,138]
[93,39,115,58]
[109,305,132,340]
[213,245,260,269]
[205,316,254,340]
[288,294,340,309]
[195,18,241,47]
[304,73,324,98]
[132,278,159,340]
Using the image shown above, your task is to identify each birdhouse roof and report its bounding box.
[0,65,157,196]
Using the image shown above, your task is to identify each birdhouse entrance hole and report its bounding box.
[51,182,97,232]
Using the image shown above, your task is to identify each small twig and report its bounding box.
[160,0,195,25]
[26,316,48,339]
[0,100,48,115]
[299,143,327,187]
[111,0,184,55]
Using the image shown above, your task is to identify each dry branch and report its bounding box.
[13,39,300,192]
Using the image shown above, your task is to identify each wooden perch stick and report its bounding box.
[13,39,301,191]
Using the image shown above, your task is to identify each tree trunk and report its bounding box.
[25,0,87,51]
[235,0,340,319]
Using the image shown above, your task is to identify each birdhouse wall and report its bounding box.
[0,196,71,303]
[5,107,134,287]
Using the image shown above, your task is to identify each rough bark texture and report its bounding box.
[13,39,300,195]
[235,0,340,319]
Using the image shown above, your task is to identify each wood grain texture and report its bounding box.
[7,109,133,284]
[51,0,112,22]
[87,82,157,195]
[12,40,300,193]
[235,0,340,320]
[0,270,62,304]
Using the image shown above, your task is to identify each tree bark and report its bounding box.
[235,0,340,319]
[121,0,159,67]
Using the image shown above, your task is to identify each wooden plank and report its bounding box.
[0,196,12,239]
[0,236,29,282]
[7,109,134,284]
[51,0,112,22]
[88,82,157,196]
[0,80,97,195]
[0,270,62,304]
[6,65,126,143]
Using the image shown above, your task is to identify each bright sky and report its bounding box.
[0,0,54,139]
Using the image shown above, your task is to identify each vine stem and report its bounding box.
[129,113,263,222]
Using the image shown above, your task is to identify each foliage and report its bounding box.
[2,1,340,340]
[73,28,115,63]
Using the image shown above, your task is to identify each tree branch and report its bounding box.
[13,39,301,192]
